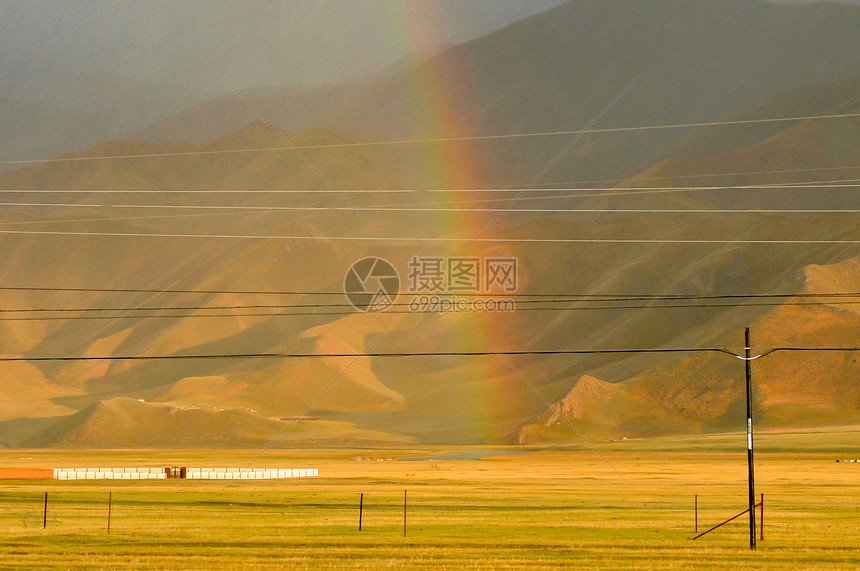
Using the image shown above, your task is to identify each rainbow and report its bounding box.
[382,4,521,441]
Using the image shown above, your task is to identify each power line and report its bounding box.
[0,190,855,229]
[2,181,857,224]
[3,111,859,167]
[6,170,860,194]
[527,165,860,188]
[370,181,860,208]
[1,177,855,229]
[2,201,858,214]
[2,285,858,299]
[0,347,856,362]
[2,178,859,195]
[2,300,859,321]
[381,180,860,209]
[0,229,856,243]
[3,296,859,311]
[0,210,263,228]
[0,179,860,197]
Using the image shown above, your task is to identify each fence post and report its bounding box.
[359,493,363,531]
[695,494,698,533]
[108,492,112,534]
[403,491,407,537]
[760,493,763,541]
[43,492,48,529]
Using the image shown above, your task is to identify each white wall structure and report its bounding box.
[54,468,166,480]
[53,468,318,480]
[184,468,319,480]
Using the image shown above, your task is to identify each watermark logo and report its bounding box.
[344,256,518,313]
[407,256,517,293]
[344,257,400,312]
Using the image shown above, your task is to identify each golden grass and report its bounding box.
[0,430,858,569]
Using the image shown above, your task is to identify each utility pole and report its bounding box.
[745,327,756,551]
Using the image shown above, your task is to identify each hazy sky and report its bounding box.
[3,0,859,94]
[0,0,569,93]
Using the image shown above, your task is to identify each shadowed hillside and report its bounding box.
[518,256,860,443]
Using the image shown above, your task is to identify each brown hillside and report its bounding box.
[1,70,858,446]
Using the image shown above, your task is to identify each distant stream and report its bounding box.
[398,449,539,461]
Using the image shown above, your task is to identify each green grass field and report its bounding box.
[0,427,858,569]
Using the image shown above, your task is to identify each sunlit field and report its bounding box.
[0,427,857,569]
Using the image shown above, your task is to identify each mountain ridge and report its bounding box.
[135,0,860,188]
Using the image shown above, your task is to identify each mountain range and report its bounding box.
[0,0,566,167]
[0,0,858,447]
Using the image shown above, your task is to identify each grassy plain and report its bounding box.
[0,427,858,569]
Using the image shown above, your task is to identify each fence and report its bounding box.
[691,493,764,541]
[51,467,318,480]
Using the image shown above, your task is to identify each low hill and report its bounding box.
[27,398,412,448]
